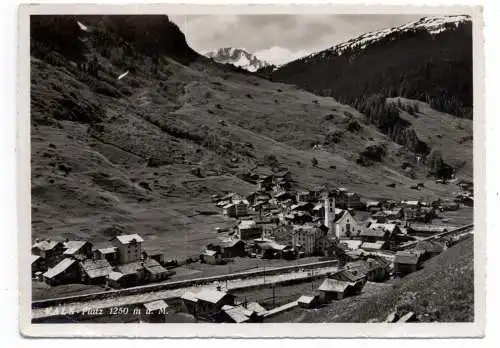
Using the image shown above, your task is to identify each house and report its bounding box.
[401,200,421,208]
[201,249,223,265]
[216,305,259,323]
[42,258,80,286]
[245,302,267,318]
[359,241,388,252]
[366,200,382,210]
[219,239,246,258]
[31,254,46,276]
[93,247,118,264]
[114,258,170,286]
[296,190,312,203]
[79,259,113,284]
[142,259,171,282]
[413,240,445,260]
[361,223,401,242]
[330,268,367,285]
[32,239,65,267]
[408,224,450,235]
[318,278,365,302]
[394,251,423,275]
[110,234,144,264]
[297,295,319,309]
[222,199,249,217]
[144,249,166,265]
[330,209,363,239]
[106,271,127,288]
[336,190,363,209]
[181,289,235,319]
[254,240,288,259]
[292,224,332,256]
[237,220,263,240]
[348,257,391,282]
[141,300,169,323]
[63,240,92,258]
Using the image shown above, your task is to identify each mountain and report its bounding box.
[270,15,473,119]
[30,15,471,262]
[205,47,271,72]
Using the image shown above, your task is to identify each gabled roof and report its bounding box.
[318,279,353,293]
[32,240,62,251]
[63,240,89,255]
[219,238,244,248]
[360,241,386,250]
[80,259,113,279]
[203,249,219,257]
[193,289,229,304]
[223,305,253,323]
[143,300,168,312]
[181,291,199,302]
[369,223,398,233]
[98,247,117,254]
[335,268,367,283]
[297,295,315,304]
[360,228,387,238]
[31,254,41,264]
[143,259,169,275]
[43,258,76,279]
[111,234,144,245]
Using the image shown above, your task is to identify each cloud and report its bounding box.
[254,46,311,66]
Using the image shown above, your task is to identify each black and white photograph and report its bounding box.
[18,3,485,338]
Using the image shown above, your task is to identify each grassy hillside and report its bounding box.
[284,236,474,323]
[30,16,471,259]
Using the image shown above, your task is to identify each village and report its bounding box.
[31,167,474,323]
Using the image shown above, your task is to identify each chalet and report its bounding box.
[31,254,46,276]
[201,249,223,265]
[246,302,267,318]
[254,240,288,259]
[181,289,235,319]
[413,240,445,260]
[222,200,249,217]
[318,277,365,302]
[237,220,263,240]
[401,200,420,208]
[43,258,80,286]
[273,170,292,183]
[141,300,169,323]
[361,223,401,242]
[79,259,113,284]
[110,234,144,264]
[144,249,166,265]
[366,200,382,210]
[63,240,92,258]
[394,251,423,275]
[218,239,246,258]
[360,228,388,242]
[142,259,171,282]
[32,239,65,267]
[330,268,367,285]
[216,305,260,323]
[274,191,294,202]
[297,294,319,309]
[93,247,118,264]
[285,211,313,225]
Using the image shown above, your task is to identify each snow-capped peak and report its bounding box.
[205,47,271,72]
[301,15,470,62]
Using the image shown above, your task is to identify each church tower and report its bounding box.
[323,191,336,234]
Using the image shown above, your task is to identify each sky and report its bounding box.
[170,15,424,65]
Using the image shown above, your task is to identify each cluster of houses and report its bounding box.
[31,233,173,288]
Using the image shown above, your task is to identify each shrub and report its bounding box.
[311,157,318,167]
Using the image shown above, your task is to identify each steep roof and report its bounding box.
[111,234,144,245]
[31,254,41,264]
[107,271,124,281]
[395,251,421,265]
[246,302,266,315]
[80,259,113,279]
[43,258,76,279]
[143,259,169,275]
[238,220,257,229]
[318,279,353,293]
[143,300,168,312]
[33,240,61,251]
[223,305,252,323]
[193,289,229,304]
[63,240,89,255]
